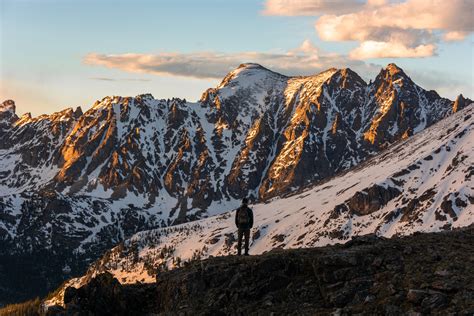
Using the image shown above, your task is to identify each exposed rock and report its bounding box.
[440,194,458,220]
[49,225,474,315]
[346,184,401,216]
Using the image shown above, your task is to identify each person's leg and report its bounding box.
[237,229,243,255]
[244,229,250,255]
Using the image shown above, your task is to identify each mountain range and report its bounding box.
[44,102,474,308]
[0,63,472,305]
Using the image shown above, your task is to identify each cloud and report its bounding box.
[315,1,473,40]
[90,77,152,82]
[349,41,436,59]
[84,41,379,80]
[316,17,436,45]
[443,31,469,41]
[262,0,365,16]
[265,0,474,59]
[289,39,319,55]
[85,52,239,79]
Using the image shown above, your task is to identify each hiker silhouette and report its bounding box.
[235,198,254,256]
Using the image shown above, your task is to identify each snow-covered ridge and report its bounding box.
[45,105,473,306]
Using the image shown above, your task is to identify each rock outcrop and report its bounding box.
[47,225,474,315]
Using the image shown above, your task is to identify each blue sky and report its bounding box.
[1,0,473,116]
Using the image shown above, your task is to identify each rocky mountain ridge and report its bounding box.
[0,63,471,305]
[1,64,468,210]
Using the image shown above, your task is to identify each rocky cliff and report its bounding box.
[45,225,474,315]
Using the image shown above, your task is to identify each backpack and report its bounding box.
[237,206,250,226]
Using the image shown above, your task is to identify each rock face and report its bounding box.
[343,184,402,216]
[0,64,471,305]
[47,225,474,315]
[0,100,18,134]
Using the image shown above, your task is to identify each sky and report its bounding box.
[1,0,473,116]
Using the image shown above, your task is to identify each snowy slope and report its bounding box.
[46,104,473,305]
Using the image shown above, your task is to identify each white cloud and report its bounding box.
[349,41,436,59]
[443,31,469,41]
[366,0,387,7]
[288,39,320,56]
[262,0,365,16]
[265,0,474,59]
[315,17,435,46]
[90,77,151,82]
[84,41,378,80]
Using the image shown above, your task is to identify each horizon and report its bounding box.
[1,0,473,116]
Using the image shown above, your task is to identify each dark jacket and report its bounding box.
[235,205,254,230]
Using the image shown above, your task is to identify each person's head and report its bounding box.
[242,198,249,205]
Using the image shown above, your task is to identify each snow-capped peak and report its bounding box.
[236,62,269,70]
[217,63,287,91]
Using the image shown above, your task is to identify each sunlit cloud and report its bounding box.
[349,41,436,59]
[264,0,474,59]
[443,31,469,41]
[84,41,379,79]
[262,0,365,15]
[90,77,152,82]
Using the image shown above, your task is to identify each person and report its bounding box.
[235,198,253,256]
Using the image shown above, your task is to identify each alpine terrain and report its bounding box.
[44,102,474,308]
[0,63,472,305]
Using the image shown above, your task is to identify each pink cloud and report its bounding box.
[349,41,436,59]
[262,0,364,16]
[84,41,377,79]
[265,0,473,59]
[444,31,469,41]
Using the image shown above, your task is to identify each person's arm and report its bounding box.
[235,209,239,227]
